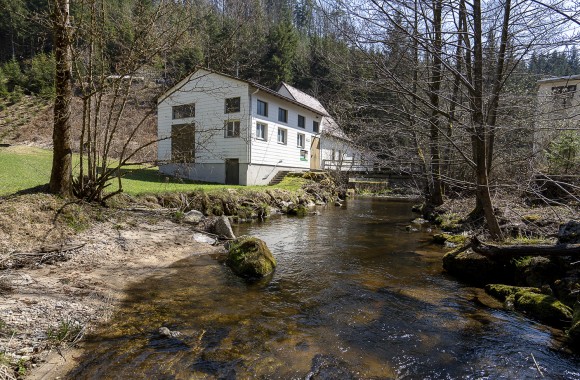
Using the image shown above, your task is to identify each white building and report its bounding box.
[535,75,580,154]
[157,69,366,185]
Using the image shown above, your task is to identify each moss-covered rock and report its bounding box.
[485,284,573,327]
[484,284,541,302]
[567,302,580,347]
[287,204,308,216]
[513,256,563,288]
[442,248,512,286]
[432,233,468,245]
[512,291,573,327]
[226,236,276,279]
[434,213,462,232]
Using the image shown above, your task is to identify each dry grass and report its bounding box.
[0,194,99,258]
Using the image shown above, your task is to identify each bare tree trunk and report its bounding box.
[428,0,444,206]
[485,0,512,175]
[50,0,73,197]
[471,0,502,239]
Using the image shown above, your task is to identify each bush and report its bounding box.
[546,131,580,174]
[28,53,55,98]
[0,59,24,93]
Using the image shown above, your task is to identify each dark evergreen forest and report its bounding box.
[1,0,578,102]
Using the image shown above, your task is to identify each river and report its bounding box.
[68,197,580,379]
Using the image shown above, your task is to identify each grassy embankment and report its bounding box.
[0,145,304,196]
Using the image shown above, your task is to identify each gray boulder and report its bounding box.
[183,210,205,223]
[214,215,236,239]
[558,220,580,244]
[159,326,181,338]
[193,232,216,245]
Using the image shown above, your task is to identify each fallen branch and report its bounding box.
[0,244,86,268]
[471,236,580,259]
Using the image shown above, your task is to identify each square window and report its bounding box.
[257,100,268,117]
[225,120,241,137]
[277,128,287,144]
[313,121,319,133]
[172,103,195,119]
[298,115,305,128]
[297,133,305,148]
[225,97,241,113]
[552,85,576,109]
[256,123,267,140]
[278,108,288,123]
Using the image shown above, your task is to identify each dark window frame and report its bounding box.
[172,103,195,119]
[225,97,241,113]
[298,115,305,128]
[278,107,288,123]
[313,120,319,133]
[257,99,268,117]
[552,85,576,109]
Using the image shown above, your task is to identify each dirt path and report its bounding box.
[0,210,219,379]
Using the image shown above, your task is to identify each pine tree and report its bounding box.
[261,18,298,86]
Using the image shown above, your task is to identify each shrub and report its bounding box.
[28,53,55,98]
[546,131,580,174]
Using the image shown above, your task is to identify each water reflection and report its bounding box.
[68,198,580,379]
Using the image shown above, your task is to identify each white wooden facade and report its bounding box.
[535,75,580,155]
[157,69,329,185]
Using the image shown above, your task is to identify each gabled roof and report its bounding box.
[158,68,330,117]
[321,117,351,142]
[537,74,580,84]
[278,82,329,116]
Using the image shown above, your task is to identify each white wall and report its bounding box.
[535,78,580,155]
[158,69,250,165]
[248,91,322,178]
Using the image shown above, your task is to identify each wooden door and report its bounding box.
[310,137,320,170]
[225,159,239,185]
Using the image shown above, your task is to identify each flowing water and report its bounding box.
[69,198,580,379]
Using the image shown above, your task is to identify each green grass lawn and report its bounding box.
[0,146,305,196]
[0,146,52,195]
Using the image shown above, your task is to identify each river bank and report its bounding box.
[0,174,345,379]
[420,195,580,349]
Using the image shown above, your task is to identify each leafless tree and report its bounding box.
[322,0,576,239]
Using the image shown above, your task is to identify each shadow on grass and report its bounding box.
[11,183,51,196]
[118,167,217,186]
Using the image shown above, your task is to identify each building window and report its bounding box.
[297,133,305,148]
[278,108,288,123]
[298,115,305,128]
[172,103,195,119]
[300,149,308,161]
[552,85,576,109]
[256,122,267,140]
[225,120,241,137]
[277,128,287,144]
[225,97,241,113]
[171,123,195,162]
[257,100,268,117]
[313,120,319,133]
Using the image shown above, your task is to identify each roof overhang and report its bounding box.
[537,74,580,85]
